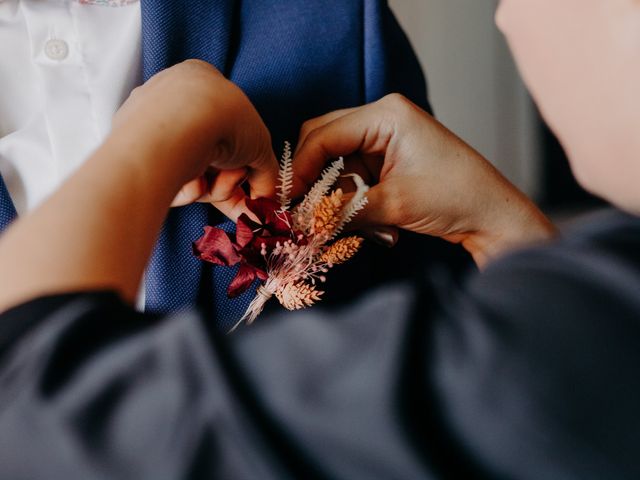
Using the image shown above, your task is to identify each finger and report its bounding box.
[292,104,389,198]
[335,154,382,193]
[345,182,399,230]
[171,176,208,207]
[205,168,248,203]
[360,226,400,248]
[295,107,359,155]
[246,149,279,200]
[336,186,399,246]
[172,168,248,207]
[211,186,249,222]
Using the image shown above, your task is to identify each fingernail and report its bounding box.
[371,228,398,248]
[236,173,250,192]
[171,189,189,207]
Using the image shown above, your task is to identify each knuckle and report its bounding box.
[379,93,412,114]
[299,118,319,140]
[182,58,213,71]
[129,85,142,97]
[303,127,322,147]
[302,129,331,159]
[211,192,233,203]
[180,60,224,85]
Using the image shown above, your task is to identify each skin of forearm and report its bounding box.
[0,129,191,313]
[463,204,558,268]
[462,168,558,268]
[0,60,273,314]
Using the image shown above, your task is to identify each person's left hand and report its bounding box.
[112,60,278,220]
[292,95,556,267]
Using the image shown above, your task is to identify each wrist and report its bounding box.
[97,132,188,206]
[107,117,213,188]
[108,104,231,192]
[462,191,557,268]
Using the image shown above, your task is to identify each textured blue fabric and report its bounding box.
[0,0,434,331]
[141,0,435,331]
[0,179,17,232]
[141,0,236,317]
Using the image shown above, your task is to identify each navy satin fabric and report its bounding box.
[1,210,640,479]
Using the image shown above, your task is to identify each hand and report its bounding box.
[112,60,278,220]
[0,61,279,310]
[293,94,556,267]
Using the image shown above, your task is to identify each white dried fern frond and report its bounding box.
[293,157,344,232]
[228,156,369,334]
[277,141,294,210]
[332,173,370,238]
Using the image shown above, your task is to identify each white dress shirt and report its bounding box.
[0,0,142,215]
[0,0,144,307]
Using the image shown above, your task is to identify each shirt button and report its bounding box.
[44,39,69,61]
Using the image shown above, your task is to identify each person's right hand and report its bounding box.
[112,60,278,220]
[293,94,556,267]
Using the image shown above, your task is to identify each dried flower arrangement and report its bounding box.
[193,142,369,332]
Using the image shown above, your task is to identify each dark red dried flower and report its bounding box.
[193,198,304,298]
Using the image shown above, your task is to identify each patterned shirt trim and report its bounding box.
[76,0,139,7]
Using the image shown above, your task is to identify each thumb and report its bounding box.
[336,185,400,248]
[345,183,398,230]
[359,226,400,248]
[341,184,400,247]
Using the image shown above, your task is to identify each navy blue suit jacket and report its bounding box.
[0,0,467,330]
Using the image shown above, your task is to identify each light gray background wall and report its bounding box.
[388,0,541,197]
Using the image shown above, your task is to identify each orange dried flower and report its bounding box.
[311,189,344,238]
[321,236,364,265]
[276,282,324,310]
[200,145,371,333]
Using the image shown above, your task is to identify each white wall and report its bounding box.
[389,0,541,197]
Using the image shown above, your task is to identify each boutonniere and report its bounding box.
[194,143,369,332]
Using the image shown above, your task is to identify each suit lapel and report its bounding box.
[140,0,235,80]
[0,1,240,315]
[0,176,17,232]
[140,0,237,315]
